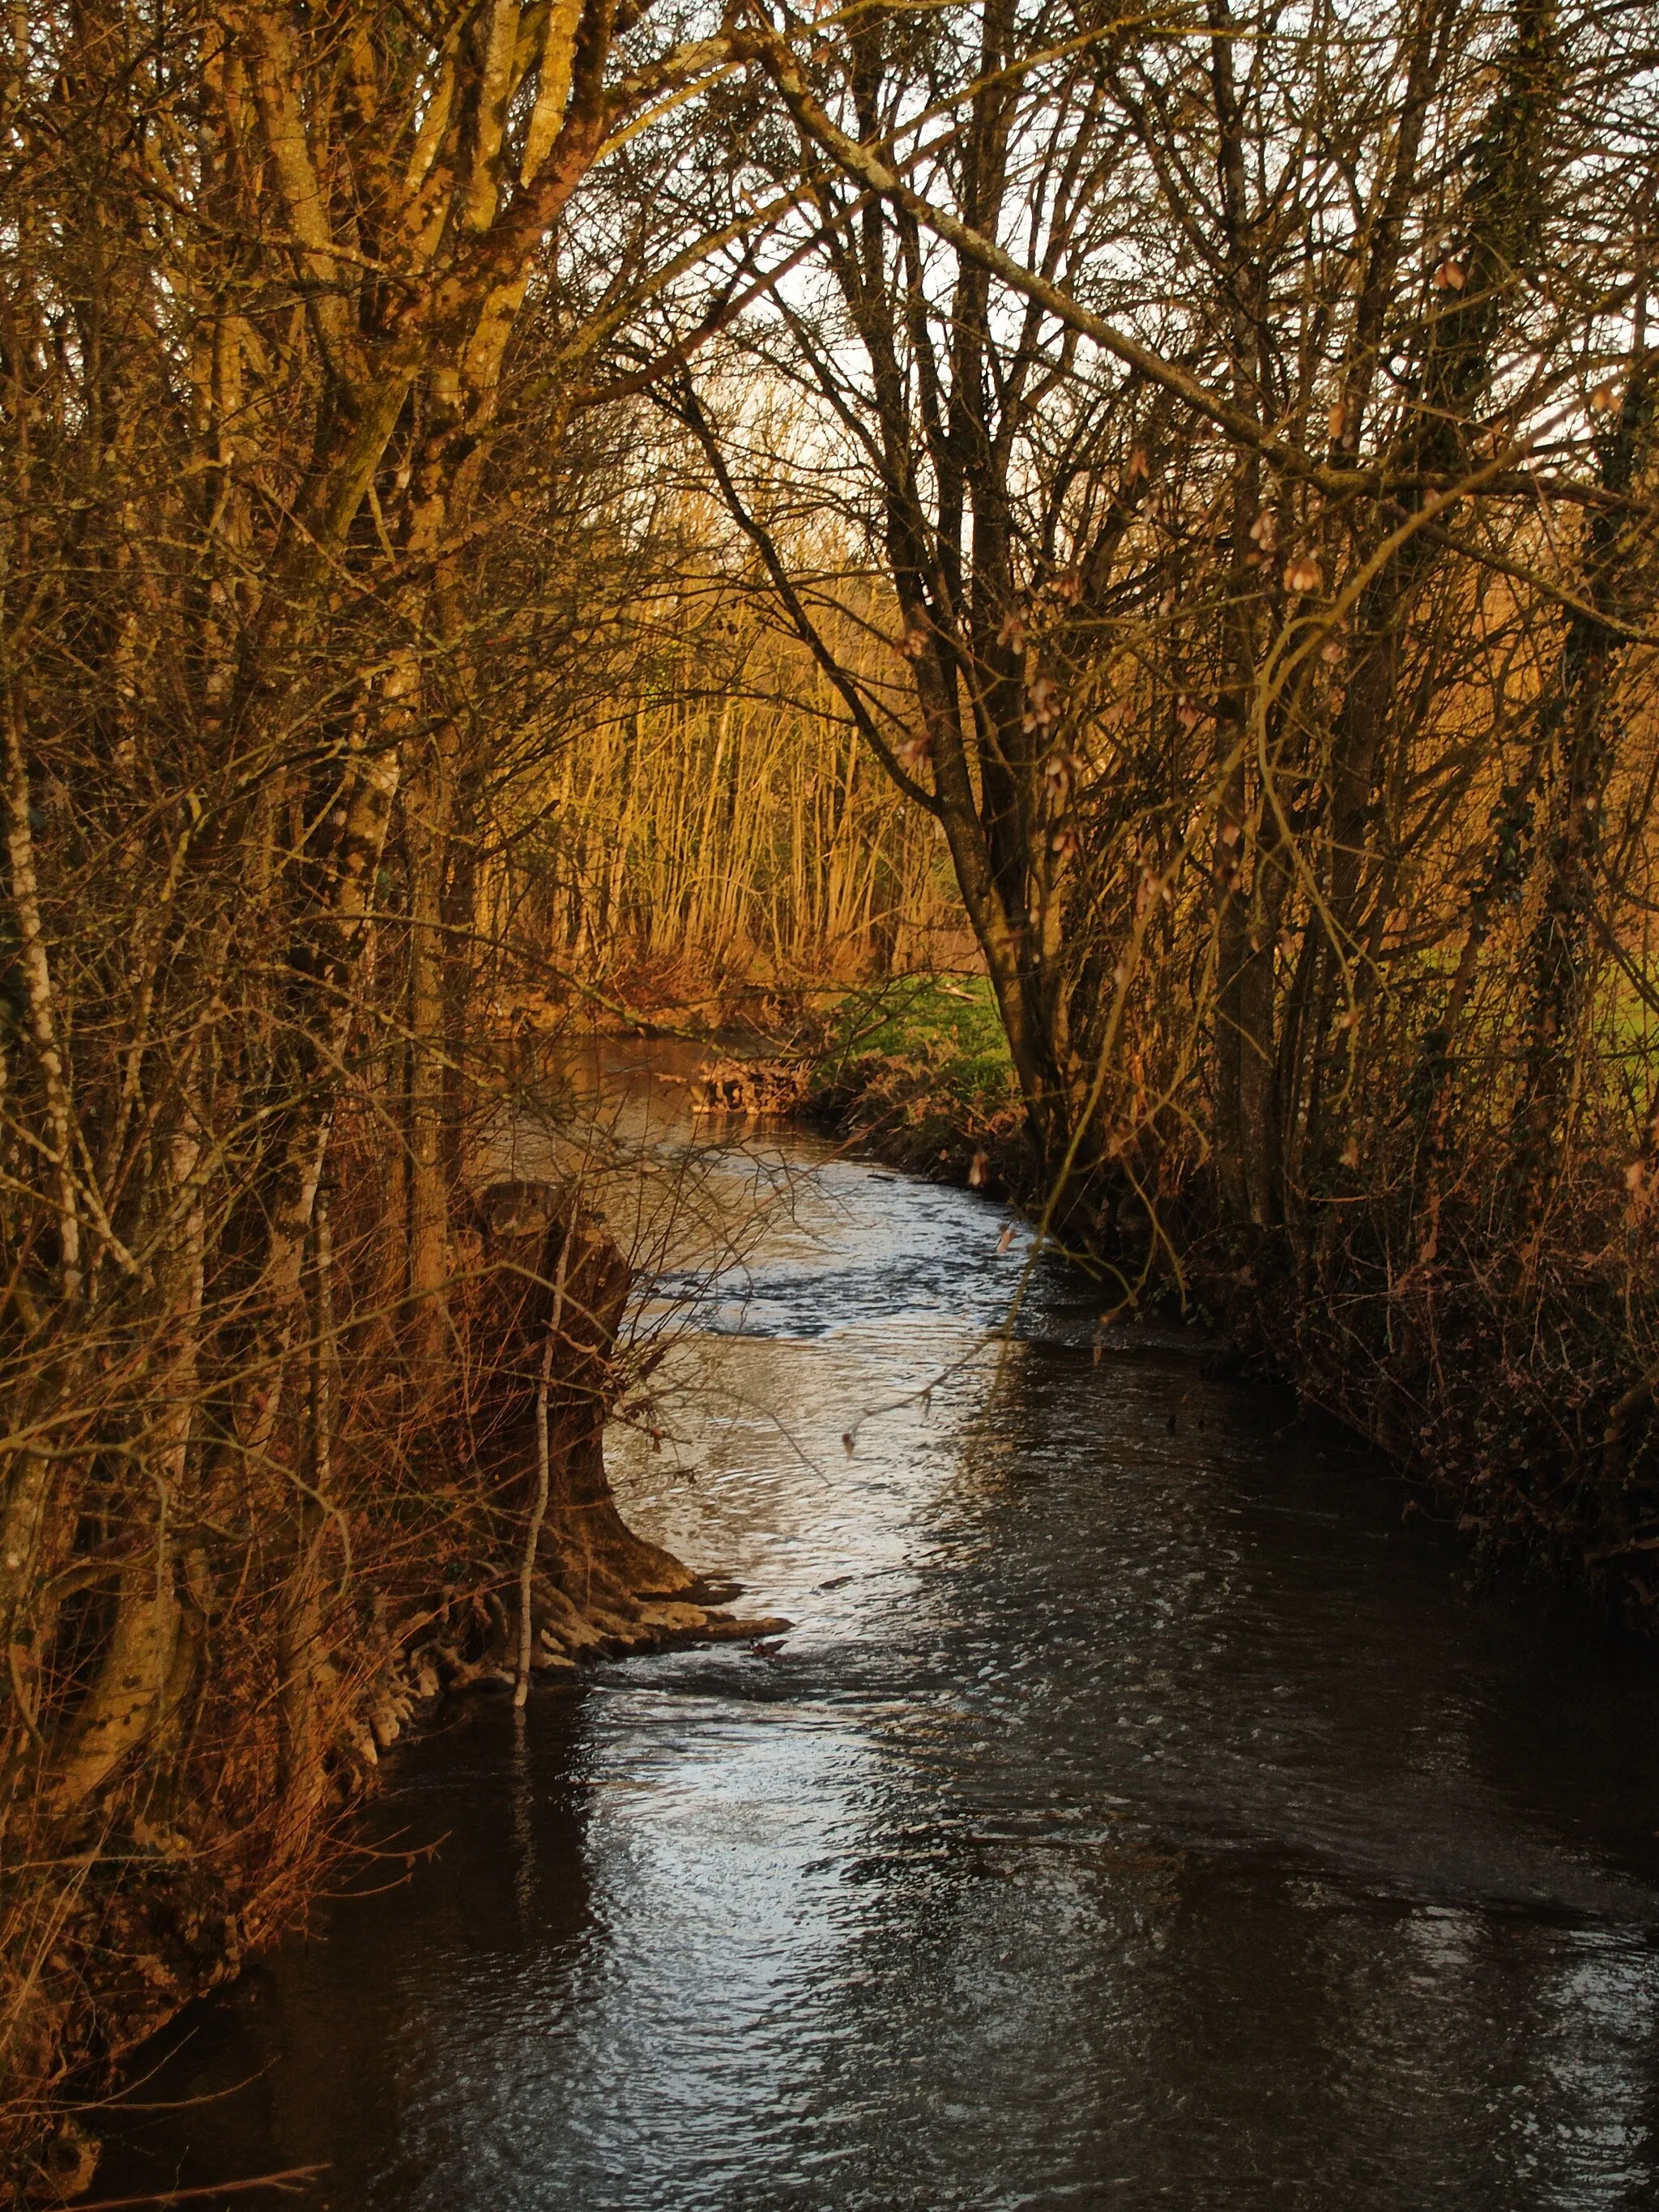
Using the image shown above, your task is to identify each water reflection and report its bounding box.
[98,1079,1659,2210]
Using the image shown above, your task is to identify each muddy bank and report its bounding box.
[692,1046,1034,1213]
[6,1180,778,2206]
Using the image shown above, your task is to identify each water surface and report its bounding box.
[99,1075,1659,2210]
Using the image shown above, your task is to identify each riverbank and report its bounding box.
[796,974,1034,1203]
[680,978,1659,1639]
[3,1185,783,2206]
[87,1086,1659,2212]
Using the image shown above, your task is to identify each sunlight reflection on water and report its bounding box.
[98,1049,1659,2211]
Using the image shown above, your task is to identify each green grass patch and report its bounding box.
[814,973,1017,1110]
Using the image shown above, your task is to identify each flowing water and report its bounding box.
[98,1060,1659,2210]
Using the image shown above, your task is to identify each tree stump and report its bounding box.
[470,1181,786,1661]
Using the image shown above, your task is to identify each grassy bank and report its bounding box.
[800,975,1033,1201]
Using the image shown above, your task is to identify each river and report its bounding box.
[96,1057,1659,2210]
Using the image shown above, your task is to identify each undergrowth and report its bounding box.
[804,974,1030,1196]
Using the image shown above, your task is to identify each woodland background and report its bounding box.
[2,0,1657,2190]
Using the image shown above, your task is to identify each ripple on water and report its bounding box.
[96,1094,1659,2212]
